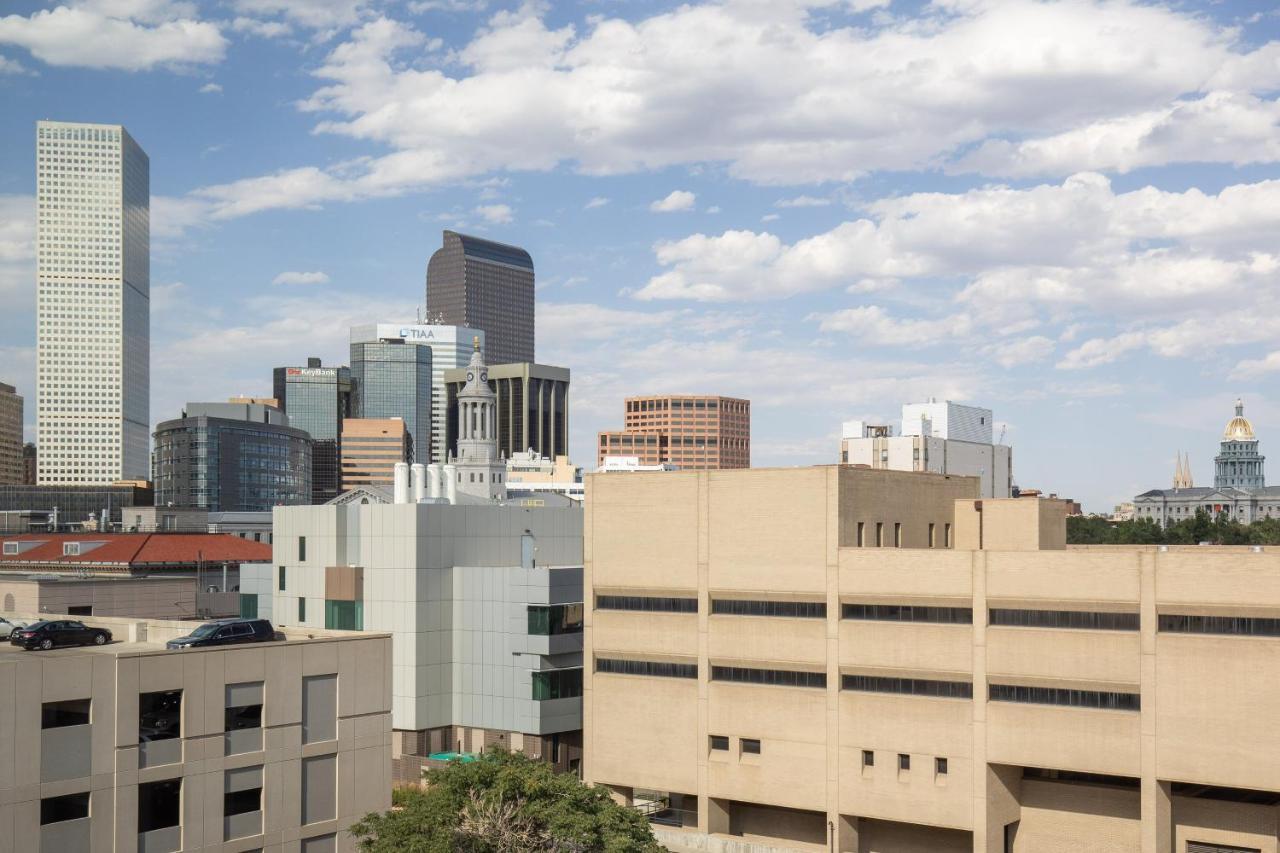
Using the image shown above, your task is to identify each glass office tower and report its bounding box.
[425,231,534,365]
[350,340,432,464]
[272,360,352,503]
[35,120,150,484]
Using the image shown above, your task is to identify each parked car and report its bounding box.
[165,618,277,650]
[0,616,27,639]
[10,620,111,650]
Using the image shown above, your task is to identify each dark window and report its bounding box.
[929,523,936,547]
[139,690,182,742]
[862,750,874,767]
[711,666,826,689]
[532,668,583,700]
[1159,614,1280,637]
[298,597,306,622]
[843,604,973,624]
[240,596,259,619]
[899,753,910,771]
[944,523,951,547]
[324,600,363,631]
[710,735,729,751]
[856,522,865,547]
[711,599,826,619]
[596,658,697,679]
[894,523,902,547]
[225,787,261,817]
[298,538,306,562]
[41,792,90,825]
[67,605,92,616]
[741,738,761,755]
[842,674,973,699]
[596,595,697,613]
[936,757,948,775]
[528,603,584,635]
[42,698,90,729]
[989,683,1140,711]
[1170,781,1280,805]
[875,522,883,547]
[278,566,286,591]
[138,779,181,833]
[990,609,1139,631]
[1023,767,1140,789]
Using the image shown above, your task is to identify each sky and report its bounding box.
[1,0,1279,512]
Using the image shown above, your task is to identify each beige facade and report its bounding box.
[0,383,21,486]
[0,573,238,620]
[0,612,391,852]
[584,465,1280,853]
[339,418,408,488]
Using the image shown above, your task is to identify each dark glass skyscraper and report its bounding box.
[425,231,535,365]
[273,359,353,503]
[350,340,432,463]
[152,402,311,512]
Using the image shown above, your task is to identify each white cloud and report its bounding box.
[814,305,974,346]
[0,54,27,73]
[776,195,830,208]
[272,270,330,285]
[761,213,780,222]
[474,203,513,224]
[988,335,1055,369]
[199,81,221,93]
[1057,332,1147,370]
[705,206,721,214]
[650,190,696,213]
[229,0,369,30]
[584,196,609,209]
[1231,351,1280,380]
[0,195,35,301]
[0,0,225,70]
[230,16,291,37]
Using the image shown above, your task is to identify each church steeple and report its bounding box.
[1173,452,1193,489]
[452,336,506,501]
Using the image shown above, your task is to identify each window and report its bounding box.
[711,666,826,689]
[596,658,697,679]
[225,683,264,735]
[225,776,262,818]
[990,609,1139,631]
[302,674,337,744]
[936,757,948,775]
[278,566,286,591]
[710,735,729,751]
[138,779,181,834]
[68,605,91,616]
[527,603,584,635]
[298,597,306,622]
[41,792,89,825]
[2,542,16,555]
[139,690,182,742]
[710,599,826,619]
[894,523,902,547]
[298,537,306,561]
[944,523,951,547]
[42,698,90,728]
[302,754,337,825]
[875,522,884,547]
[324,600,363,631]
[843,675,973,699]
[862,750,874,768]
[63,542,80,556]
[596,595,697,613]
[741,738,761,755]
[1159,614,1280,637]
[532,668,583,700]
[240,596,259,620]
[898,753,910,771]
[989,683,1140,711]
[843,603,973,624]
[856,522,865,547]
[928,523,936,548]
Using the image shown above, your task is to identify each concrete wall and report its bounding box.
[584,465,1280,853]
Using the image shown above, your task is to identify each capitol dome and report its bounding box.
[1224,398,1256,441]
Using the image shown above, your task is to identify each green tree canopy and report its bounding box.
[351,750,667,853]
[1067,511,1280,546]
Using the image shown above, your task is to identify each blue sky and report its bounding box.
[2,0,1279,511]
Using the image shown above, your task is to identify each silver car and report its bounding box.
[0,617,28,639]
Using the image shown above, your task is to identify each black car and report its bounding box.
[166,618,277,650]
[10,620,112,651]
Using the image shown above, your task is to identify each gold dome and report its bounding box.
[1223,398,1255,440]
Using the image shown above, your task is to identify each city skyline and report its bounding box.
[1,1,1279,511]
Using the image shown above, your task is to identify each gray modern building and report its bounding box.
[350,338,432,464]
[0,382,22,485]
[259,343,584,780]
[0,482,153,528]
[36,121,150,485]
[152,401,312,513]
[425,231,535,365]
[444,362,569,462]
[273,359,353,504]
[1135,398,1280,526]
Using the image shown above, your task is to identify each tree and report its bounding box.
[1067,510,1280,546]
[350,750,667,853]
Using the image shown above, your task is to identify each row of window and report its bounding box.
[861,750,948,776]
[593,596,1280,638]
[597,658,697,679]
[854,521,951,549]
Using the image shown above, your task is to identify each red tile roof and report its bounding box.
[0,533,272,566]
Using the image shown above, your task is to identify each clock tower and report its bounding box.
[453,336,507,501]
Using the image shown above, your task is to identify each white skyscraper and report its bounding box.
[349,323,483,464]
[35,121,150,484]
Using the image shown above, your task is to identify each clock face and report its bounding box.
[480,371,488,382]
[467,372,475,382]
